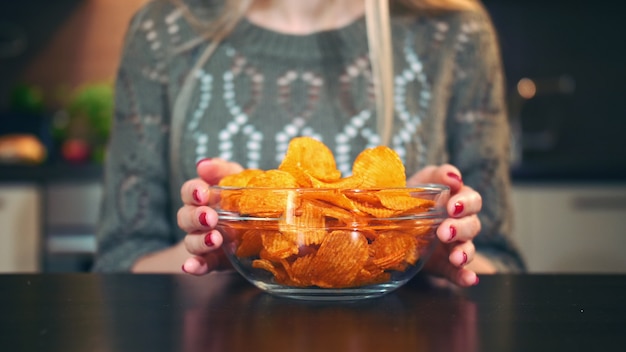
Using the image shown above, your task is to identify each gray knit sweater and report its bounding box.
[93,0,526,272]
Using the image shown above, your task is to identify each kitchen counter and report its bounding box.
[0,163,103,183]
[511,163,626,184]
[0,272,624,352]
[2,162,626,184]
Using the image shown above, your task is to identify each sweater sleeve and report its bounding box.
[445,11,526,272]
[92,4,175,272]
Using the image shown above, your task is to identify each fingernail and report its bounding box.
[204,232,214,247]
[473,275,480,286]
[199,212,209,226]
[193,189,202,203]
[453,202,464,216]
[196,158,212,167]
[181,264,188,273]
[447,172,463,183]
[449,225,457,241]
[461,252,468,266]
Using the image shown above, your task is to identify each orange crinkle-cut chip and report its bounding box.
[235,230,264,258]
[307,230,370,288]
[278,136,342,187]
[279,200,327,246]
[369,231,420,271]
[217,136,439,289]
[218,168,264,187]
[260,231,299,261]
[237,170,300,217]
[351,145,406,188]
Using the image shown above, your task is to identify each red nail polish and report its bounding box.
[453,202,464,216]
[199,212,209,226]
[181,264,188,273]
[461,252,468,266]
[449,225,457,241]
[196,158,212,167]
[447,172,463,183]
[204,233,214,247]
[474,276,480,286]
[193,189,201,203]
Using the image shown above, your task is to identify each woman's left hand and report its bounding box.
[407,164,491,287]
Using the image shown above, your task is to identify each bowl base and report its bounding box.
[253,281,406,301]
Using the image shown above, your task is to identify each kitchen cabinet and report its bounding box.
[511,183,626,273]
[44,181,102,272]
[0,164,103,272]
[0,184,42,272]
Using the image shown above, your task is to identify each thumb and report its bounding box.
[196,158,244,185]
[406,165,438,186]
[407,164,464,193]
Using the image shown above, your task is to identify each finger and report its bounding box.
[424,245,479,287]
[177,205,218,234]
[455,268,480,287]
[447,185,482,218]
[184,230,223,256]
[437,261,479,287]
[182,256,208,275]
[181,254,220,276]
[438,214,481,243]
[407,164,464,193]
[447,240,476,268]
[406,165,438,186]
[196,158,244,185]
[180,178,210,205]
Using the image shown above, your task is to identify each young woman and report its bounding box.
[93,0,526,287]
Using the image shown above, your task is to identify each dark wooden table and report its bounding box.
[0,272,624,352]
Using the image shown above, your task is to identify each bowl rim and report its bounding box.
[212,183,450,222]
[209,183,450,193]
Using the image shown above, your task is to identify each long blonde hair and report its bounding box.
[170,0,481,146]
[367,0,480,145]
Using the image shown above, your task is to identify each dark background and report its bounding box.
[483,0,626,178]
[1,0,625,179]
[0,0,83,107]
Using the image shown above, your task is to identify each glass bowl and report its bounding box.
[209,184,450,301]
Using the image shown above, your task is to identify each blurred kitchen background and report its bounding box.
[0,0,625,273]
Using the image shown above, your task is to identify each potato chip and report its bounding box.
[377,218,437,239]
[218,168,264,187]
[309,230,370,288]
[369,232,419,271]
[352,146,406,188]
[261,231,299,261]
[308,174,364,189]
[216,189,243,212]
[283,254,315,287]
[217,169,265,211]
[252,258,288,282]
[353,267,391,286]
[301,189,363,217]
[279,200,327,246]
[352,199,401,218]
[235,230,264,258]
[278,136,341,186]
[344,190,381,204]
[238,170,299,216]
[376,190,435,212]
[304,198,363,224]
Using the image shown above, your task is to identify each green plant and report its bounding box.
[52,82,113,163]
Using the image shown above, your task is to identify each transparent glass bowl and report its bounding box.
[209,185,450,301]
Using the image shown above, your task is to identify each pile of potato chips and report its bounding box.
[216,137,443,289]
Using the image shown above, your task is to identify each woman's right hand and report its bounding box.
[178,158,244,275]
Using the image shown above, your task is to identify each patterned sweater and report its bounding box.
[93,0,526,272]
